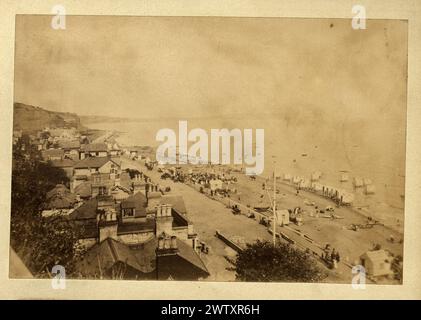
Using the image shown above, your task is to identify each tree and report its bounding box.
[235,240,325,282]
[10,135,82,277]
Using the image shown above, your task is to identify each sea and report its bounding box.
[86,116,406,232]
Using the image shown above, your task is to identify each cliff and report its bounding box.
[13,103,82,133]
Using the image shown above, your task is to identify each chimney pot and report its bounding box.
[158,238,164,250]
[171,236,177,249]
[164,238,171,249]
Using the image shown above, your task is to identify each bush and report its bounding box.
[235,240,325,282]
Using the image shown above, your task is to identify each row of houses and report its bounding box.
[26,128,209,280]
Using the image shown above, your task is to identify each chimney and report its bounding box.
[155,204,174,236]
[156,205,162,217]
[171,236,177,249]
[158,237,164,250]
[165,205,172,217]
[164,237,171,249]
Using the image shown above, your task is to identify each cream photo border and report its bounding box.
[0,0,420,300]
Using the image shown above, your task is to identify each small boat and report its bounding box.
[254,206,270,213]
[340,173,349,182]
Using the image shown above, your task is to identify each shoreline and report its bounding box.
[94,128,404,235]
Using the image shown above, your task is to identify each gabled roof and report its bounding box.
[73,181,92,198]
[59,140,80,150]
[360,250,390,263]
[75,236,208,279]
[110,185,131,194]
[44,184,77,210]
[75,238,156,277]
[69,198,98,220]
[176,239,209,276]
[46,184,69,199]
[74,156,118,169]
[120,192,147,217]
[82,143,108,152]
[42,149,64,158]
[50,159,75,168]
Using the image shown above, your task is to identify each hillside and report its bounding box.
[13,103,82,132]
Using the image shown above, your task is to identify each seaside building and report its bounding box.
[73,156,121,178]
[42,149,64,161]
[41,184,80,217]
[50,159,76,179]
[80,143,108,159]
[58,140,81,160]
[69,190,197,249]
[360,250,393,278]
[71,190,206,280]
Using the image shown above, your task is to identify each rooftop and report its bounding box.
[120,192,147,217]
[74,156,117,169]
[59,140,81,150]
[69,198,98,220]
[50,159,75,168]
[82,143,108,152]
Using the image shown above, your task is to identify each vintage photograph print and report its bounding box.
[9,15,407,285]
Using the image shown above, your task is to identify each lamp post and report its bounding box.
[272,158,277,246]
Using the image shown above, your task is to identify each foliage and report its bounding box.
[235,240,325,282]
[10,135,82,277]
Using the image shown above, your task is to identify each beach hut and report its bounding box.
[299,179,311,189]
[365,185,376,195]
[311,182,323,192]
[363,178,373,186]
[292,176,302,184]
[340,191,354,205]
[283,173,292,182]
[353,177,364,188]
[340,173,349,182]
[360,250,393,278]
[275,209,290,226]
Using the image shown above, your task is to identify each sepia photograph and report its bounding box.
[8,13,409,287]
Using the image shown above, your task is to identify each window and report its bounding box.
[123,208,135,217]
[99,186,107,195]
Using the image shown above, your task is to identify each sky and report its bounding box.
[14,15,408,122]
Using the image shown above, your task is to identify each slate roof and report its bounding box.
[59,140,80,150]
[42,149,64,159]
[176,239,209,276]
[44,184,77,210]
[117,218,155,235]
[74,156,117,169]
[50,159,75,168]
[69,198,98,220]
[73,181,92,198]
[75,237,208,278]
[120,192,147,217]
[82,143,108,152]
[75,238,156,277]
